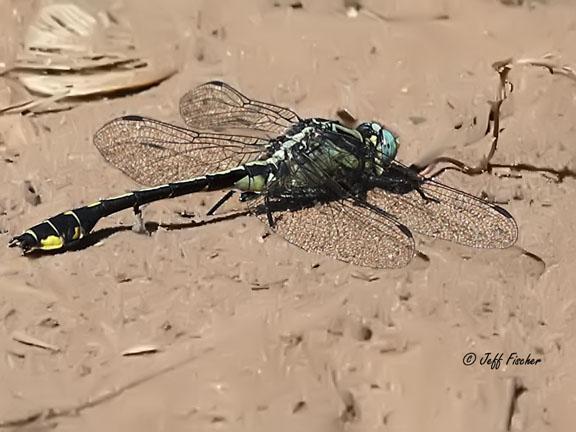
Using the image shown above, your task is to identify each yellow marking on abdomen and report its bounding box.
[40,235,64,250]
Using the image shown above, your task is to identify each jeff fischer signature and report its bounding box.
[462,352,543,369]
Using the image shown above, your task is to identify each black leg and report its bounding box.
[369,174,440,204]
[415,186,440,204]
[265,195,275,228]
[207,190,235,216]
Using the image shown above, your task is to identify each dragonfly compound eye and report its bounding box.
[356,122,399,165]
[379,128,398,163]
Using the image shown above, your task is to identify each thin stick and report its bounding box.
[419,59,512,178]
[419,54,576,178]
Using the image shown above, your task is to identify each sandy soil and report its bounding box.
[1,0,576,430]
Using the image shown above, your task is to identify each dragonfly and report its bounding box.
[8,81,518,268]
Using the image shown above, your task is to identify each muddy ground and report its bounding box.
[1,0,576,431]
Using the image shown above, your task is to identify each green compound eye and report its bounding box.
[380,129,398,162]
[355,121,398,165]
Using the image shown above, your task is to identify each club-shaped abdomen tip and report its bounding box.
[8,232,38,253]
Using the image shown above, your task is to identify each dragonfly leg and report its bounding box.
[399,173,441,204]
[414,186,440,204]
[132,205,148,234]
[370,174,440,204]
[264,195,275,228]
[207,190,235,216]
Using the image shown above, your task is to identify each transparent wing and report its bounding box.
[250,196,415,269]
[368,162,518,248]
[179,81,301,134]
[93,115,269,186]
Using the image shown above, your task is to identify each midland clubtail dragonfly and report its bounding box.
[9,81,517,268]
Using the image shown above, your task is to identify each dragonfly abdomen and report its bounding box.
[9,166,254,253]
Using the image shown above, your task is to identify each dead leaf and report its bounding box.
[9,2,177,100]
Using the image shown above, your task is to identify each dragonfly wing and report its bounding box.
[250,196,415,269]
[93,115,268,186]
[368,162,518,248]
[179,81,301,135]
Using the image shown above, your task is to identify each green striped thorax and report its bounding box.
[244,119,400,193]
[356,121,399,171]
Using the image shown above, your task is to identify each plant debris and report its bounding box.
[2,2,177,113]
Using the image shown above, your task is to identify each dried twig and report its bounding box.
[417,59,512,177]
[0,91,71,116]
[516,54,576,82]
[11,331,60,353]
[418,54,576,179]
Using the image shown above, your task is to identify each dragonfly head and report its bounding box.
[356,121,399,166]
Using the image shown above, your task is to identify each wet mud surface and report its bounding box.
[1,0,575,430]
